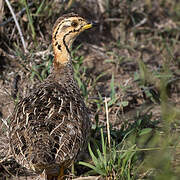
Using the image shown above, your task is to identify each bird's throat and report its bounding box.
[53,40,71,69]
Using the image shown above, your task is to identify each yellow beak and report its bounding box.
[82,24,92,30]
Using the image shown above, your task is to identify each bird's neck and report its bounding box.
[50,41,75,85]
[53,35,72,67]
[50,32,78,86]
[51,59,74,84]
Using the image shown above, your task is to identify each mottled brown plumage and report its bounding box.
[9,13,92,179]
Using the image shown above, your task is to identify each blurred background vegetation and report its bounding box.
[0,0,180,179]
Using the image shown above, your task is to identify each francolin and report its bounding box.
[10,13,92,180]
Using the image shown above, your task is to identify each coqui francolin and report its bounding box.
[9,13,93,180]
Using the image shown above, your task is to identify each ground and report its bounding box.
[0,0,180,179]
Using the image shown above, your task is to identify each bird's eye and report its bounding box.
[71,21,78,27]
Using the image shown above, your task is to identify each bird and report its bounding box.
[9,13,92,180]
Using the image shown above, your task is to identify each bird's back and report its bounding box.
[10,79,90,174]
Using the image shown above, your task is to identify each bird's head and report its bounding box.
[52,13,93,66]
